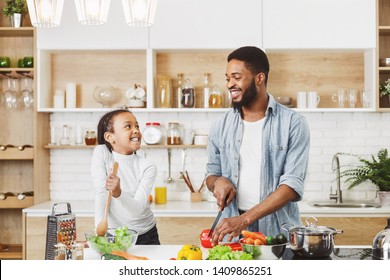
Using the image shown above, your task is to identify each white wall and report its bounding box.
[49,111,390,202]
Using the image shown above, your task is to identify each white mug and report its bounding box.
[307,91,320,109]
[296,91,307,108]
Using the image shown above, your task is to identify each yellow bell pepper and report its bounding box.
[177,244,203,260]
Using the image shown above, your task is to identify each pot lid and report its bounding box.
[284,216,340,235]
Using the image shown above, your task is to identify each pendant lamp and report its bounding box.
[74,0,111,25]
[26,0,64,28]
[122,0,158,27]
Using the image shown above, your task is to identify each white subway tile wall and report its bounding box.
[49,112,388,203]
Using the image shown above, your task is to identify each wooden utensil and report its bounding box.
[96,162,119,236]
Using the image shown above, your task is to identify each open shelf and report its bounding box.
[0,68,34,79]
[0,244,23,260]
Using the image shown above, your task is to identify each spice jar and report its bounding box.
[167,122,182,145]
[71,243,84,260]
[85,130,97,145]
[143,122,163,145]
[54,243,67,260]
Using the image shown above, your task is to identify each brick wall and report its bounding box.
[49,111,390,202]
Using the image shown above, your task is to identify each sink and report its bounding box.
[309,201,381,208]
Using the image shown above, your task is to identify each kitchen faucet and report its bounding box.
[330,153,343,203]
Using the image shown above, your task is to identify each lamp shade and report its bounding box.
[26,0,64,28]
[74,0,111,25]
[122,0,158,27]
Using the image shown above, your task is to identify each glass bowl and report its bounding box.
[85,227,138,255]
[93,86,120,107]
[240,239,287,260]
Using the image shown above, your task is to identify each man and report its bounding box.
[206,46,310,243]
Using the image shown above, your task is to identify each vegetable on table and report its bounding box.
[177,244,203,260]
[206,245,253,260]
[108,250,149,260]
[241,230,266,245]
[199,229,214,248]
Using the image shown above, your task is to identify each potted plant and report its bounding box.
[340,148,390,205]
[379,78,390,107]
[2,0,27,28]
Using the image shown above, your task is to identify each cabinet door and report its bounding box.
[150,0,262,49]
[263,0,376,49]
[37,0,148,49]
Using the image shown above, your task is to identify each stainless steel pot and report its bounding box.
[372,218,390,260]
[282,216,343,258]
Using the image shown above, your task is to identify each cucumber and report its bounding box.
[101,253,127,260]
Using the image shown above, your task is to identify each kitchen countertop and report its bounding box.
[23,200,390,217]
[83,245,374,260]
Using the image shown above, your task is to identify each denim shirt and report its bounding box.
[206,94,310,238]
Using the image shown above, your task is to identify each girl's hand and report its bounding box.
[106,173,121,198]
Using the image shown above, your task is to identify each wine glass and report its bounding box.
[19,78,34,109]
[2,78,19,109]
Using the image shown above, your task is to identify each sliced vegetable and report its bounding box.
[177,244,203,260]
[225,242,242,251]
[199,229,214,248]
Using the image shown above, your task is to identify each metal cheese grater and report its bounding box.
[45,202,76,260]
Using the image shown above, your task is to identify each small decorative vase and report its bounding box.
[10,13,23,28]
[378,191,390,206]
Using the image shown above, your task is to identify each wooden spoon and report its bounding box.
[96,162,119,236]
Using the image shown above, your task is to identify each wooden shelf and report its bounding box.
[44,144,207,149]
[0,147,33,160]
[0,244,23,260]
[0,27,34,37]
[0,197,34,209]
[0,68,34,79]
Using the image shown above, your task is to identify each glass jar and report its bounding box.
[157,76,173,108]
[143,122,163,145]
[209,84,223,108]
[181,78,195,108]
[177,73,184,108]
[59,125,71,145]
[85,130,97,145]
[54,243,67,260]
[203,73,210,108]
[167,122,182,145]
[71,243,84,260]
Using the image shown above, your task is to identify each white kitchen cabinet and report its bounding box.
[149,0,263,49]
[263,0,376,49]
[36,0,148,50]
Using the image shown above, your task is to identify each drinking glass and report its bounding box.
[360,90,371,108]
[19,78,34,109]
[332,89,346,108]
[348,89,357,108]
[2,78,19,109]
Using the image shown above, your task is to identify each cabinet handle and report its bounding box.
[18,145,33,151]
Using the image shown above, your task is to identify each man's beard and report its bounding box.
[231,79,258,111]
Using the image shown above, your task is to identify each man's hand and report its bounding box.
[211,216,249,244]
[213,177,236,211]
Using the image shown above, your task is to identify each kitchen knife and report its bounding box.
[208,210,223,237]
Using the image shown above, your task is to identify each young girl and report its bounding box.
[91,108,160,245]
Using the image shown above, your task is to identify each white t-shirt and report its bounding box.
[91,145,157,235]
[238,118,264,211]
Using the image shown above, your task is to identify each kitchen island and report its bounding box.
[83,245,374,260]
[22,200,390,259]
